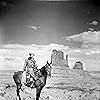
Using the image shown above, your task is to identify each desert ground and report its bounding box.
[0,67,100,100]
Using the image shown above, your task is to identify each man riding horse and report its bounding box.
[22,53,41,86]
[13,58,52,100]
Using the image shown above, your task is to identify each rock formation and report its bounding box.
[49,50,91,85]
[73,61,83,70]
[51,49,69,67]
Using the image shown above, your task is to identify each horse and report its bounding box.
[13,61,52,100]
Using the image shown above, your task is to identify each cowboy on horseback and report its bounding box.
[13,59,52,100]
[22,53,39,85]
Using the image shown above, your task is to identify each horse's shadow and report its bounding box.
[13,61,52,100]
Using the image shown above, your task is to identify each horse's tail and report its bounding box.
[13,71,23,85]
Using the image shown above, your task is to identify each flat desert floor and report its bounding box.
[0,69,100,100]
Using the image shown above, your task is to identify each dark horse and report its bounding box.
[13,61,52,100]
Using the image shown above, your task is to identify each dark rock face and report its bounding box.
[73,61,83,70]
[51,49,69,67]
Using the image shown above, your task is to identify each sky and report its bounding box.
[0,0,100,71]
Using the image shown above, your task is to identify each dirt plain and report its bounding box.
[0,67,100,100]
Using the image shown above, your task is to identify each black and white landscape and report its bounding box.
[0,0,100,100]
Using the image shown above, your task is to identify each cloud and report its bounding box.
[64,31,100,49]
[88,28,94,31]
[2,43,69,51]
[2,44,31,49]
[1,43,100,71]
[2,43,100,56]
[68,48,100,56]
[85,50,100,55]
[25,25,40,30]
[45,43,69,50]
[89,21,98,25]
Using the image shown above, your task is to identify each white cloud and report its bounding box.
[2,43,69,51]
[88,28,94,31]
[85,50,100,55]
[25,25,40,30]
[2,43,100,58]
[85,52,91,55]
[68,49,81,53]
[45,43,69,50]
[1,43,100,71]
[89,50,100,54]
[2,44,32,49]
[89,21,98,25]
[65,31,100,44]
[64,31,100,49]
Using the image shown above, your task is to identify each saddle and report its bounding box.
[25,70,42,87]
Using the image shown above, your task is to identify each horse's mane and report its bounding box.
[40,65,46,76]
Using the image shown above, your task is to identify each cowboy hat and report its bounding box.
[29,53,35,56]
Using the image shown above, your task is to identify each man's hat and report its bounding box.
[29,53,35,56]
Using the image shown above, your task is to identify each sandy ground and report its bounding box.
[0,82,100,100]
[0,68,100,100]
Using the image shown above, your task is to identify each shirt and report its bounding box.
[23,57,38,72]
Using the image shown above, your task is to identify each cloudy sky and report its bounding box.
[0,0,100,71]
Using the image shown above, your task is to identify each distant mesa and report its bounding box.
[48,50,100,93]
[73,61,83,70]
[51,49,84,70]
[51,49,69,67]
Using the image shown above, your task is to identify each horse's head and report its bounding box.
[45,61,52,78]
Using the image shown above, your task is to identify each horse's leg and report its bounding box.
[36,86,43,100]
[16,84,22,100]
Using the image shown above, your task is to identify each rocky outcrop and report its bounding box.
[49,50,92,86]
[51,49,69,67]
[73,61,83,70]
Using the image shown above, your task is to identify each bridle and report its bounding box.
[45,62,52,78]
